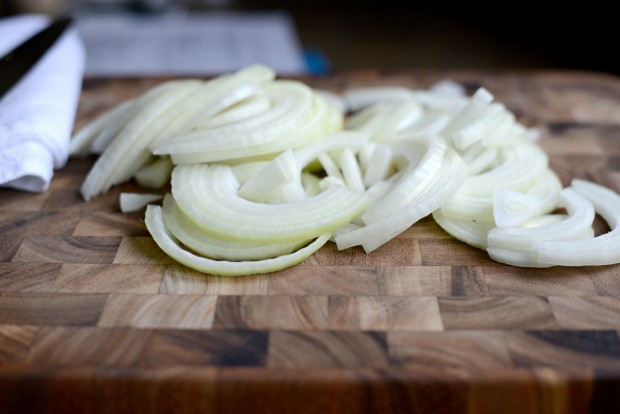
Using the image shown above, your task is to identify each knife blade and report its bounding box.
[0,17,73,99]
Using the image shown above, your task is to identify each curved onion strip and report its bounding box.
[481,113,524,148]
[452,103,509,150]
[534,179,620,266]
[460,142,548,195]
[162,195,302,261]
[119,193,162,213]
[336,148,465,252]
[238,149,298,203]
[363,144,393,187]
[197,94,271,130]
[179,64,276,133]
[432,210,493,249]
[487,247,548,268]
[344,87,415,112]
[338,148,365,192]
[293,131,369,168]
[134,156,174,190]
[463,146,498,176]
[70,99,136,157]
[362,136,447,224]
[80,80,202,200]
[493,169,562,228]
[315,89,347,113]
[160,90,343,164]
[146,81,268,151]
[440,87,493,140]
[440,142,549,220]
[155,81,315,153]
[72,79,186,159]
[487,188,595,252]
[318,153,343,181]
[145,205,330,276]
[172,164,370,243]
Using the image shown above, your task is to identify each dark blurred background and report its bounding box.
[2,0,618,76]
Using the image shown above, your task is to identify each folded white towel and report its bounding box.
[0,14,85,192]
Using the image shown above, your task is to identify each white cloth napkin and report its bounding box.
[0,14,85,192]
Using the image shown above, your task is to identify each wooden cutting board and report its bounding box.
[1,70,620,414]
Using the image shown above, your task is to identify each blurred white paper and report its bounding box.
[76,11,307,76]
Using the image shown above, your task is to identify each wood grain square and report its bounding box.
[505,330,620,369]
[0,263,61,292]
[0,325,39,364]
[0,211,82,236]
[539,127,605,157]
[267,266,379,296]
[12,236,121,264]
[0,189,49,211]
[448,266,489,296]
[55,264,164,294]
[311,239,421,266]
[41,187,132,211]
[388,330,513,371]
[98,294,216,329]
[94,367,217,414]
[28,327,152,367]
[418,239,495,266]
[439,297,559,330]
[0,236,22,262]
[73,212,149,237]
[550,155,612,187]
[588,265,620,296]
[0,293,107,326]
[0,366,95,413]
[214,296,329,330]
[113,237,176,265]
[482,265,599,296]
[549,297,620,329]
[142,329,268,367]
[328,296,443,331]
[377,266,454,296]
[267,330,388,368]
[160,266,270,295]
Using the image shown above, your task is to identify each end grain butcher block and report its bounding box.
[1,70,620,413]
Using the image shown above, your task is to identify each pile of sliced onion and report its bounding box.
[71,65,620,275]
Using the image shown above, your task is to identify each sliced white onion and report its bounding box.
[119,192,162,213]
[73,65,620,274]
[336,148,465,252]
[134,156,173,189]
[196,93,271,130]
[488,188,595,252]
[171,164,370,243]
[156,83,342,164]
[161,195,302,261]
[362,136,447,224]
[432,210,493,249]
[344,86,415,112]
[80,80,202,200]
[70,98,137,157]
[362,144,393,187]
[533,180,620,266]
[238,149,298,203]
[145,204,330,276]
[440,141,549,220]
[493,169,562,228]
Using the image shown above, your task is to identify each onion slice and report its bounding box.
[335,148,465,252]
[145,204,330,276]
[534,180,620,266]
[161,195,303,261]
[171,164,370,243]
